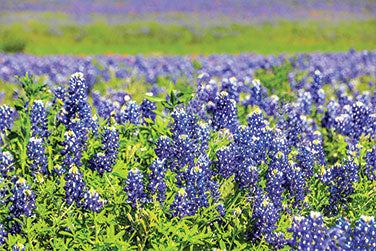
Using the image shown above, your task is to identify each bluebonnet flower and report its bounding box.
[246,107,270,139]
[170,108,198,138]
[8,177,37,233]
[295,146,318,179]
[0,151,13,177]
[249,194,283,247]
[195,74,218,104]
[317,88,326,106]
[309,130,327,166]
[96,99,119,121]
[182,154,220,214]
[58,73,98,170]
[265,164,285,210]
[216,145,237,179]
[148,158,167,202]
[124,168,148,209]
[187,98,209,121]
[116,101,141,125]
[283,161,309,209]
[368,113,376,137]
[154,135,173,160]
[260,95,280,117]
[169,188,193,218]
[338,90,353,108]
[108,90,131,107]
[321,158,359,214]
[53,86,66,104]
[89,126,119,175]
[211,91,238,132]
[153,108,219,217]
[0,223,7,246]
[351,101,370,139]
[309,70,324,103]
[150,84,160,97]
[296,90,312,115]
[0,104,13,144]
[28,100,49,138]
[364,145,376,180]
[241,79,264,107]
[194,121,211,153]
[140,98,157,124]
[270,232,287,250]
[288,211,341,250]
[0,178,7,205]
[238,162,261,192]
[58,72,96,131]
[221,77,239,102]
[277,104,304,148]
[334,113,352,137]
[216,203,226,217]
[81,188,106,213]
[322,98,340,129]
[330,100,372,139]
[216,119,268,190]
[26,137,48,175]
[63,166,86,206]
[61,129,85,169]
[335,216,376,250]
[53,164,65,176]
[170,134,196,174]
[12,243,25,251]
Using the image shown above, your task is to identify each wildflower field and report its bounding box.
[1,1,376,250]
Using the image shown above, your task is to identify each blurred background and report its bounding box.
[1,0,376,55]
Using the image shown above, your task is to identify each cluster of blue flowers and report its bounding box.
[320,157,359,214]
[57,73,106,212]
[124,168,148,208]
[81,188,106,213]
[0,224,7,246]
[25,99,50,177]
[63,165,86,206]
[148,158,167,202]
[0,151,13,178]
[211,91,238,132]
[336,215,376,250]
[26,137,48,175]
[123,107,221,217]
[58,72,96,171]
[288,212,376,250]
[364,145,376,180]
[89,126,119,175]
[0,105,13,144]
[92,90,157,127]
[28,100,49,138]
[140,97,157,124]
[8,177,37,233]
[288,212,340,250]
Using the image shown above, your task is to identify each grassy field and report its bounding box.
[1,19,376,55]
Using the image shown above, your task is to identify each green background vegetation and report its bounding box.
[1,20,376,55]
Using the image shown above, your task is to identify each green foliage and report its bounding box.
[1,20,376,54]
[0,24,28,53]
[255,61,296,103]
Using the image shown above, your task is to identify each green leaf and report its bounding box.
[144,95,165,103]
[193,59,202,70]
[220,240,226,250]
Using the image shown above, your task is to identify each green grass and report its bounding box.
[1,20,376,55]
